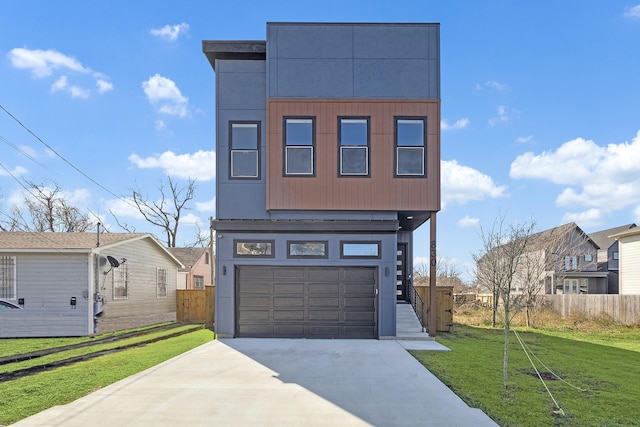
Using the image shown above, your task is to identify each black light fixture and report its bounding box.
[70,297,77,309]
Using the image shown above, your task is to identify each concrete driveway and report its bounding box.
[12,339,497,427]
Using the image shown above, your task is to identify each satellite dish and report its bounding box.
[107,256,120,268]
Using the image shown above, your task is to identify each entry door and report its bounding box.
[563,279,579,294]
[397,243,408,301]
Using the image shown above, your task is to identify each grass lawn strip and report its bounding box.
[411,325,640,427]
[0,329,214,425]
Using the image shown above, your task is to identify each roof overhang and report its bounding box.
[212,219,399,233]
[202,41,266,71]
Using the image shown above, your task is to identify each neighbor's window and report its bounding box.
[113,263,129,300]
[613,251,619,260]
[0,256,16,300]
[584,254,592,262]
[230,122,260,179]
[564,255,578,270]
[339,118,369,176]
[194,275,204,290]
[288,241,328,259]
[395,117,426,176]
[157,267,168,298]
[341,241,381,258]
[284,118,315,175]
[234,240,275,258]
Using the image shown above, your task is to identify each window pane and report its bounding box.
[340,119,368,146]
[397,147,424,175]
[231,151,258,177]
[286,119,313,146]
[232,123,258,149]
[397,119,424,146]
[289,242,327,257]
[341,147,368,175]
[286,146,313,174]
[342,242,380,257]
[236,242,273,256]
[0,256,16,299]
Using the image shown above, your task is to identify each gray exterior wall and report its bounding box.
[215,59,267,221]
[96,238,178,334]
[215,232,397,338]
[0,253,92,338]
[267,23,440,100]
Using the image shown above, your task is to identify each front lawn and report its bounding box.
[411,325,640,427]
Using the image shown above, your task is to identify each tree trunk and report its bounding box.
[492,290,498,327]
[525,304,531,328]
[503,312,510,390]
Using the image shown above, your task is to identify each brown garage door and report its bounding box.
[236,266,377,338]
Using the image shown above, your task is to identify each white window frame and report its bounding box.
[194,275,205,290]
[395,118,426,177]
[284,118,315,176]
[0,256,17,300]
[157,267,168,298]
[230,122,260,179]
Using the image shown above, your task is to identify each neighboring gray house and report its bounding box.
[0,232,183,338]
[588,223,636,294]
[203,22,441,338]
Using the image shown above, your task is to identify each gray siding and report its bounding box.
[0,253,91,337]
[267,23,440,100]
[96,238,178,334]
[216,59,267,220]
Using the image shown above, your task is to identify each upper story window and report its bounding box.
[230,122,260,179]
[564,255,578,270]
[284,117,315,176]
[395,117,426,177]
[613,251,619,260]
[339,117,369,176]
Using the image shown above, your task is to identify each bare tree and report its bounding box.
[413,257,467,291]
[0,181,92,232]
[474,215,536,391]
[131,177,196,247]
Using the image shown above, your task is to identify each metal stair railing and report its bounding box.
[409,282,425,329]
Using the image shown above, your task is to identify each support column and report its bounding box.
[429,211,437,337]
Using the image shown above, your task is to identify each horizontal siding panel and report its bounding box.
[267,99,440,212]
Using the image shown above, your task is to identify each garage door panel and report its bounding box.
[273,310,305,321]
[239,267,273,280]
[308,297,340,307]
[274,283,304,294]
[274,297,304,307]
[237,266,377,338]
[308,283,340,294]
[308,310,340,321]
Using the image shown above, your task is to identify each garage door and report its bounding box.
[236,266,377,338]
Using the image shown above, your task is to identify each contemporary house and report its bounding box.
[0,232,183,338]
[588,223,636,294]
[168,247,213,290]
[609,227,640,294]
[203,22,441,338]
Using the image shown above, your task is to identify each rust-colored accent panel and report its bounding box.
[267,99,440,212]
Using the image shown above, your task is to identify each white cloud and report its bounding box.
[441,118,469,130]
[634,205,640,223]
[150,23,190,41]
[103,197,145,220]
[489,105,509,126]
[441,160,506,209]
[96,79,113,94]
[624,4,640,18]
[484,79,509,92]
[142,74,189,118]
[195,196,216,212]
[0,165,28,177]
[50,75,90,98]
[458,215,480,228]
[511,130,640,219]
[516,135,533,144]
[155,120,167,131]
[129,150,216,181]
[561,208,604,228]
[8,48,112,98]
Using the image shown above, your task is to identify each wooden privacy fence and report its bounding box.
[413,285,454,332]
[543,294,640,326]
[176,286,215,326]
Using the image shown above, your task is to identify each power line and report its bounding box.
[0,103,133,204]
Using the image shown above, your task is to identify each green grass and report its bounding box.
[411,325,640,427]
[0,328,214,425]
[0,322,177,358]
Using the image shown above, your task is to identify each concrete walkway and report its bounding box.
[11,306,497,427]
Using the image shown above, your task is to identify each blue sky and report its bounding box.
[2,1,639,281]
